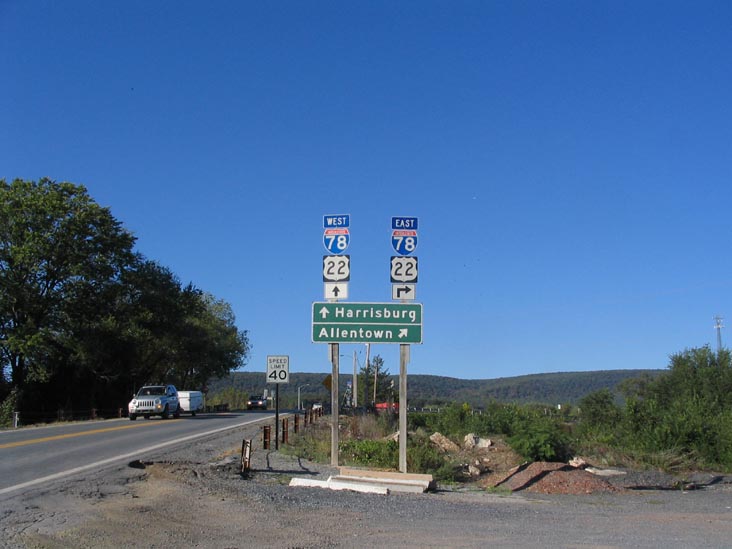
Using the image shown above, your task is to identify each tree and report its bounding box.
[1,178,250,419]
[115,260,250,392]
[578,389,621,429]
[167,291,250,389]
[358,354,392,406]
[0,178,135,408]
[620,346,732,468]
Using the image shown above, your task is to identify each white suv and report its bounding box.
[128,385,181,420]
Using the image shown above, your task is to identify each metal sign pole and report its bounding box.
[399,343,410,472]
[275,384,280,451]
[330,343,340,466]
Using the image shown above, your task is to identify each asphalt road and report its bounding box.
[0,411,274,497]
[2,415,732,547]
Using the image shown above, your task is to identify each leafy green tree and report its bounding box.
[167,291,250,389]
[620,346,732,469]
[0,178,135,410]
[115,260,249,392]
[1,178,250,417]
[578,389,621,429]
[358,354,392,406]
[508,416,571,462]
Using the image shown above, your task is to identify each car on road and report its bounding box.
[247,395,267,410]
[128,385,181,420]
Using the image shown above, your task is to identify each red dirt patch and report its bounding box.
[525,468,621,495]
[497,462,567,492]
[482,461,620,495]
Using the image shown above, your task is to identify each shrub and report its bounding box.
[578,389,621,429]
[281,422,331,463]
[340,439,398,469]
[0,388,19,428]
[508,419,571,462]
[408,433,461,481]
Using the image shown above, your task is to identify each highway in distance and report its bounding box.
[0,412,273,497]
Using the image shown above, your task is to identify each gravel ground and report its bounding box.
[2,420,732,548]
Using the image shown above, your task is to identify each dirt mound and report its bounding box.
[525,467,621,494]
[479,461,620,495]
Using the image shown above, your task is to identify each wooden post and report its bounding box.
[399,344,410,473]
[329,343,339,466]
[240,439,252,474]
[263,425,271,450]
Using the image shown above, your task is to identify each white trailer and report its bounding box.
[178,391,204,416]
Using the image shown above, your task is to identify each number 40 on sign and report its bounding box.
[267,355,289,383]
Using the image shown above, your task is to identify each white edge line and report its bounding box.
[0,416,268,496]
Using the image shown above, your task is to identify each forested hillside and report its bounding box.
[207,369,664,409]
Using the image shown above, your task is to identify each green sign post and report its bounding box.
[312,302,423,344]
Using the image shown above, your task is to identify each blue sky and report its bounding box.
[3,1,732,380]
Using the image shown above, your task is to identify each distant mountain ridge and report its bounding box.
[207,369,664,407]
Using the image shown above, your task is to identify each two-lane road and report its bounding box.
[0,412,274,497]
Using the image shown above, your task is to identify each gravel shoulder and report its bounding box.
[2,420,732,548]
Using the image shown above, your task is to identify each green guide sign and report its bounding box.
[311,302,423,344]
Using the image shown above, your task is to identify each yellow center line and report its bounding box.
[0,420,181,449]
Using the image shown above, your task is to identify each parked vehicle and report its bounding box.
[247,395,267,410]
[374,402,399,414]
[128,385,180,420]
[178,390,204,416]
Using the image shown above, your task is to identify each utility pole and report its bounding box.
[352,351,358,408]
[373,356,378,405]
[329,343,339,466]
[364,343,371,407]
[715,316,724,352]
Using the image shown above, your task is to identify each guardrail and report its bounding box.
[258,406,325,452]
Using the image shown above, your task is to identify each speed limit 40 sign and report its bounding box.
[266,355,289,384]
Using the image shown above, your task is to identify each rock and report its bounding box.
[585,467,627,477]
[569,456,588,469]
[430,432,460,453]
[464,433,493,450]
[468,464,482,478]
[385,431,399,442]
[475,438,493,449]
